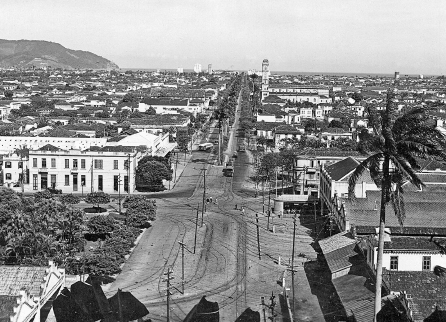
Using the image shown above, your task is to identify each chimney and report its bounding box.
[373,200,378,210]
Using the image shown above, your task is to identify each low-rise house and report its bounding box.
[0,261,65,322]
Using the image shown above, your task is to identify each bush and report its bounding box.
[87,215,117,234]
[66,254,122,276]
[123,196,156,221]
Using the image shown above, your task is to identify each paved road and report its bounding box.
[104,81,325,321]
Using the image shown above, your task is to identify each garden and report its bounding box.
[0,188,157,277]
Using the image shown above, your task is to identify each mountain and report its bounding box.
[0,39,119,69]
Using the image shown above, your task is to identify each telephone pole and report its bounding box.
[291,213,297,317]
[201,167,206,227]
[178,241,185,294]
[163,268,174,322]
[269,292,277,322]
[194,204,199,254]
[256,213,261,260]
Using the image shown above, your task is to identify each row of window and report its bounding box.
[390,256,431,271]
[4,161,23,169]
[32,158,130,170]
[32,174,129,192]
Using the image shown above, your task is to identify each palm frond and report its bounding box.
[390,183,406,226]
[389,154,424,189]
[348,154,382,199]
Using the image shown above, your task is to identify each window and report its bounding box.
[390,256,398,271]
[81,159,86,169]
[33,174,38,190]
[94,159,103,169]
[114,175,119,191]
[65,159,69,169]
[51,158,56,168]
[113,160,119,170]
[18,161,23,169]
[98,175,103,191]
[41,158,47,168]
[423,256,431,271]
[4,161,11,168]
[65,175,70,186]
[124,159,130,169]
[33,158,37,168]
[73,159,78,169]
[51,175,56,189]
[5,173,11,180]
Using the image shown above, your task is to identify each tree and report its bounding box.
[4,90,13,99]
[136,160,172,191]
[59,193,80,206]
[328,120,344,129]
[85,192,110,212]
[347,89,446,320]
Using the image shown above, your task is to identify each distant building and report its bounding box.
[394,71,400,80]
[194,64,202,73]
[261,59,270,101]
[208,64,212,74]
[177,67,183,74]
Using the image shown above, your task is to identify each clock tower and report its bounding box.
[261,59,269,101]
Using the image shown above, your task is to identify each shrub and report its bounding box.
[87,215,117,234]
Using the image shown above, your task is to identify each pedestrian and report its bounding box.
[235,204,238,209]
[215,198,218,205]
[210,196,213,203]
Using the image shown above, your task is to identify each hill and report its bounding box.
[0,39,119,69]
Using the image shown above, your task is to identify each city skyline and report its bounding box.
[2,0,446,74]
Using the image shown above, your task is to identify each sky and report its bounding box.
[2,0,446,74]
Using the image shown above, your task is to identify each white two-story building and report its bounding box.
[24,146,140,195]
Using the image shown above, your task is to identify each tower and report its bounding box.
[208,64,212,74]
[394,71,400,80]
[261,59,270,101]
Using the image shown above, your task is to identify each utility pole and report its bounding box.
[163,268,174,322]
[262,178,265,214]
[194,204,199,254]
[201,167,206,227]
[127,153,131,195]
[291,213,297,317]
[256,213,261,260]
[261,297,267,322]
[269,292,276,322]
[267,177,271,231]
[118,174,121,216]
[117,289,125,322]
[178,241,185,294]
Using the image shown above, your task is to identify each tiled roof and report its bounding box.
[383,269,446,321]
[0,295,18,322]
[0,266,47,297]
[325,157,359,181]
[384,236,443,251]
[331,253,376,321]
[344,187,446,234]
[319,232,357,273]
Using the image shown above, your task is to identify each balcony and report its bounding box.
[70,167,78,174]
[38,168,48,173]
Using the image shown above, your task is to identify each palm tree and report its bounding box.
[348,89,446,321]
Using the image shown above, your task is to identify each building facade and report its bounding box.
[261,59,270,101]
[24,148,140,195]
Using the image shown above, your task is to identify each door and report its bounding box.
[41,174,48,189]
[98,175,103,191]
[73,174,78,191]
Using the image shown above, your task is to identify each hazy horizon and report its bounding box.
[2,0,446,75]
